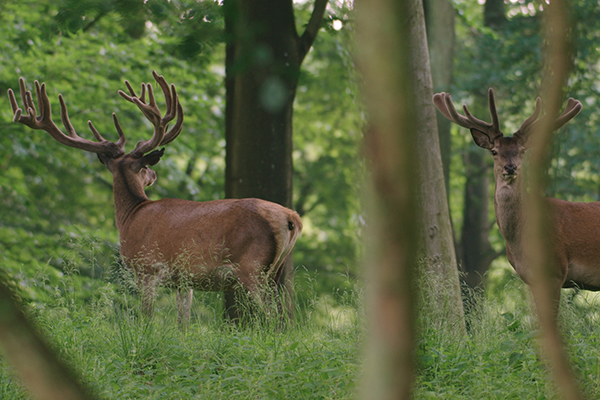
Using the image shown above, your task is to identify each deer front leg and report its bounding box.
[176,287,193,328]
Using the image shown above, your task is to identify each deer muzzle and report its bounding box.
[502,164,518,182]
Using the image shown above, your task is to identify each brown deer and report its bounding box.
[432,88,600,316]
[8,71,302,325]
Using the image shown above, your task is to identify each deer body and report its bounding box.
[118,197,300,291]
[433,88,600,315]
[8,72,302,325]
[489,142,600,291]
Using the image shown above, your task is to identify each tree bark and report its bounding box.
[223,0,327,321]
[484,0,507,29]
[357,0,465,398]
[458,0,506,289]
[425,0,455,195]
[356,0,420,395]
[412,0,466,333]
[460,146,496,289]
[525,1,583,398]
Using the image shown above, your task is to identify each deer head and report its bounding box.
[8,71,183,197]
[433,88,582,186]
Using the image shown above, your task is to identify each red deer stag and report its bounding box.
[8,71,302,325]
[432,88,600,317]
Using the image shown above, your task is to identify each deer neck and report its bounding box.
[111,169,149,234]
[493,173,525,244]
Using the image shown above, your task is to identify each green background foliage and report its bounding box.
[0,0,361,303]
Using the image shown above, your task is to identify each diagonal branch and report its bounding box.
[298,0,329,63]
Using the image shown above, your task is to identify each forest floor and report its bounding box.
[2,263,600,399]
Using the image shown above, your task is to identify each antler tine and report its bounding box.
[488,88,500,132]
[517,97,542,136]
[441,93,476,129]
[125,71,183,156]
[22,78,37,118]
[432,93,453,121]
[160,99,185,146]
[433,88,503,140]
[88,113,127,149]
[461,89,501,138]
[554,98,582,130]
[59,94,82,139]
[518,96,582,138]
[111,113,127,148]
[7,77,125,158]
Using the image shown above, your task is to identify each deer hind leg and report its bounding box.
[139,273,160,319]
[176,288,193,328]
[223,267,271,324]
[238,268,285,321]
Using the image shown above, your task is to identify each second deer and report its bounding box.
[8,71,302,325]
[433,88,600,317]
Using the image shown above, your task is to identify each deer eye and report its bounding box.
[491,149,498,156]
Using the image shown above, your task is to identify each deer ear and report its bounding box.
[97,153,112,166]
[140,148,165,167]
[470,128,494,150]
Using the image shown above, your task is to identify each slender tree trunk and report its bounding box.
[356,0,419,395]
[223,0,327,321]
[460,146,494,289]
[458,0,506,289]
[425,0,455,195]
[357,0,465,397]
[526,1,583,398]
[412,0,465,333]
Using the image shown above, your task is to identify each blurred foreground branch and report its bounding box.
[0,276,98,400]
[525,1,584,399]
[356,0,421,398]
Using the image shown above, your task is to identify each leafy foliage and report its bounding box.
[0,1,363,303]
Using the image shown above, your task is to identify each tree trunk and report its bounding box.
[460,147,496,289]
[425,0,455,195]
[223,0,327,321]
[526,1,583,398]
[412,0,466,333]
[484,0,506,28]
[357,0,465,397]
[458,0,506,289]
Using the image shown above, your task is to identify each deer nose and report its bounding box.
[504,164,517,175]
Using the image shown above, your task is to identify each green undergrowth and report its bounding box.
[4,257,600,399]
[0,264,363,400]
[415,266,600,399]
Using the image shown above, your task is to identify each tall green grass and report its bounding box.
[4,254,600,399]
[0,263,363,399]
[415,261,600,399]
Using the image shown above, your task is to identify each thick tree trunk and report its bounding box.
[223,0,327,321]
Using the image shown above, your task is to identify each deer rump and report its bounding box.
[120,198,302,291]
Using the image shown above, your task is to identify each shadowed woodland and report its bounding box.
[2,0,600,399]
